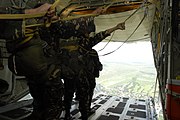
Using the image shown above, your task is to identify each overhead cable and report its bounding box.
[99,4,149,56]
[98,1,148,53]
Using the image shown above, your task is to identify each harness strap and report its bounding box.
[0,12,46,19]
[61,45,78,52]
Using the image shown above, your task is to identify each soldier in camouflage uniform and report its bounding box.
[0,1,66,120]
[83,48,103,115]
[75,48,103,116]
[48,11,125,119]
[57,18,96,120]
[75,19,103,116]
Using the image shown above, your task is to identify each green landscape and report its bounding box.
[96,62,157,98]
[95,61,163,120]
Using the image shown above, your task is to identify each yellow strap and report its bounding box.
[51,0,62,10]
[60,4,88,17]
[17,34,34,46]
[61,45,78,51]
[62,13,98,20]
[18,28,38,46]
[103,1,115,11]
[0,13,46,19]
[44,0,62,27]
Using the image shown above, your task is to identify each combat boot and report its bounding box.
[88,108,96,116]
[80,110,88,120]
[81,115,88,120]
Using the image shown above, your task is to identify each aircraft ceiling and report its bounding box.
[94,4,155,42]
[60,0,156,42]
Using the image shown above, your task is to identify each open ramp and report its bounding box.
[0,93,157,120]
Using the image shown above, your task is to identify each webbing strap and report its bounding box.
[17,28,38,46]
[44,0,63,27]
[17,34,34,46]
[61,45,78,52]
[0,12,46,19]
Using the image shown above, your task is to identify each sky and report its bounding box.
[93,41,155,65]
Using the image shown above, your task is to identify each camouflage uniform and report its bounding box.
[48,17,110,120]
[81,49,102,114]
[0,1,64,120]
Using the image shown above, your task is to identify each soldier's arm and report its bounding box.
[88,22,126,47]
[88,31,110,47]
[105,22,125,35]
[25,3,55,17]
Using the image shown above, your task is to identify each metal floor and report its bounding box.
[0,93,157,120]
